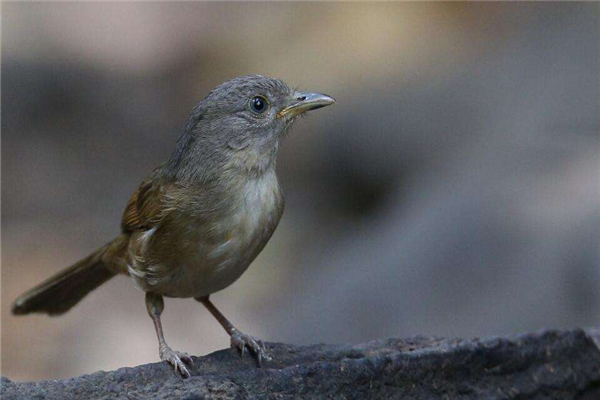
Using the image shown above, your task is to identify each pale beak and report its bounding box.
[277,92,336,119]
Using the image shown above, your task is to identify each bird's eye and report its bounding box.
[249,95,269,114]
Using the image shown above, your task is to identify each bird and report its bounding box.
[11,75,335,378]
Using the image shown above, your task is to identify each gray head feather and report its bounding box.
[165,75,296,182]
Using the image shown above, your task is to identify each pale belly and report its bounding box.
[158,218,272,298]
[127,171,283,298]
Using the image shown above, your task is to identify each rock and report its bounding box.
[2,329,600,399]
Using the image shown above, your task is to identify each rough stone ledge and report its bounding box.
[2,328,600,399]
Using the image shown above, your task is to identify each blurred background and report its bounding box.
[2,2,599,381]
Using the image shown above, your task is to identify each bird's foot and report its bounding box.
[230,329,271,366]
[159,345,194,378]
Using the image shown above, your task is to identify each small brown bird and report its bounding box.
[11,75,335,377]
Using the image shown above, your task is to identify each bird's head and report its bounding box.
[168,75,335,180]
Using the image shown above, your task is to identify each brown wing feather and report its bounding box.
[121,168,171,233]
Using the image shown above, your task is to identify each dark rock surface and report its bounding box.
[2,329,600,399]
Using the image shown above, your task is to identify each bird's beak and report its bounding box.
[277,92,336,119]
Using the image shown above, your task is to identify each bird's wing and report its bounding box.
[121,169,173,233]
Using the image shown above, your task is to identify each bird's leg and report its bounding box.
[146,292,193,377]
[195,296,270,366]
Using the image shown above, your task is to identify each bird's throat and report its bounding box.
[224,142,279,179]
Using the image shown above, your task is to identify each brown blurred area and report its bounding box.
[2,2,599,381]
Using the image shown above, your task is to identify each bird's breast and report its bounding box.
[143,169,284,298]
[209,170,283,265]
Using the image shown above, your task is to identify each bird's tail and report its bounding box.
[11,240,123,316]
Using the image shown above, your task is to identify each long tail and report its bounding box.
[11,240,121,316]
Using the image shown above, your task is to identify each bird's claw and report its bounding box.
[230,330,270,366]
[160,346,194,378]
